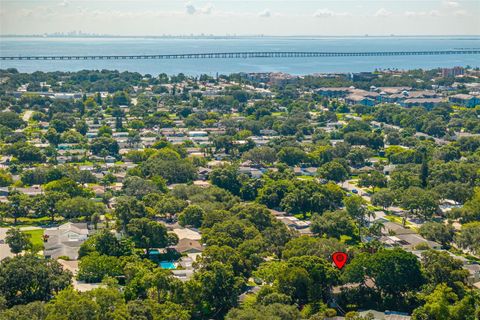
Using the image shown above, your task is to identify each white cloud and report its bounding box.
[405,10,441,17]
[58,0,69,7]
[185,2,196,15]
[201,3,213,15]
[313,9,350,18]
[184,2,215,16]
[258,9,271,18]
[374,8,392,17]
[19,9,34,18]
[405,11,418,17]
[2,0,478,36]
[444,1,460,8]
[313,9,334,18]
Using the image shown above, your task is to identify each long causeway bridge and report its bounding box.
[1,50,480,61]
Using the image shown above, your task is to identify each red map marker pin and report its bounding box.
[332,252,348,269]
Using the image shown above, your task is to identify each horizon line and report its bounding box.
[1,34,480,38]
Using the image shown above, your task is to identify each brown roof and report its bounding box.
[173,238,204,253]
[347,94,374,102]
[450,93,474,100]
[404,98,445,104]
[378,86,411,94]
[318,87,351,91]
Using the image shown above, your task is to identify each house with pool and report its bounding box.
[147,227,204,280]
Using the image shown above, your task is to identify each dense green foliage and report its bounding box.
[0,68,479,319]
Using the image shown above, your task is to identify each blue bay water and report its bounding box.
[0,36,479,76]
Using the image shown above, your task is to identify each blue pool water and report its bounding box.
[1,36,479,75]
[159,261,176,269]
[148,249,160,256]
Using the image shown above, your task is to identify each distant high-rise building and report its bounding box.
[441,66,465,77]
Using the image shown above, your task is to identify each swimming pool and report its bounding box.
[159,261,176,269]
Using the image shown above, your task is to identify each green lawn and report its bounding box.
[293,212,311,220]
[384,214,417,231]
[451,105,469,111]
[297,175,316,181]
[105,213,115,220]
[0,216,59,227]
[448,248,480,263]
[69,162,93,166]
[340,235,356,244]
[23,229,45,251]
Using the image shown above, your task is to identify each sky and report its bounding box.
[0,0,479,36]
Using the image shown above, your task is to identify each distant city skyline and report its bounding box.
[0,0,479,36]
[4,32,480,38]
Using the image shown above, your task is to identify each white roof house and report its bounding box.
[44,222,90,260]
[172,228,201,241]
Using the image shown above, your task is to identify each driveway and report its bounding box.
[22,110,34,122]
[340,180,372,203]
[0,228,14,261]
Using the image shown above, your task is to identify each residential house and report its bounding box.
[403,98,446,108]
[439,199,461,216]
[188,131,208,137]
[193,180,210,187]
[206,160,227,168]
[379,221,441,249]
[293,167,318,177]
[173,239,204,254]
[465,264,480,285]
[276,216,312,235]
[377,87,411,94]
[293,167,303,176]
[171,228,204,254]
[57,156,70,164]
[394,233,442,250]
[171,269,195,281]
[177,252,201,270]
[140,137,157,147]
[345,94,375,106]
[449,94,480,107]
[250,136,271,146]
[317,87,351,98]
[453,132,480,141]
[259,129,278,136]
[57,143,82,150]
[44,222,90,260]
[0,185,43,197]
[197,167,212,180]
[383,164,397,175]
[238,166,263,178]
[302,167,318,176]
[381,221,416,236]
[105,156,116,163]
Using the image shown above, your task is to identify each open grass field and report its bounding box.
[296,175,316,181]
[384,214,418,231]
[0,216,61,227]
[22,229,45,250]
